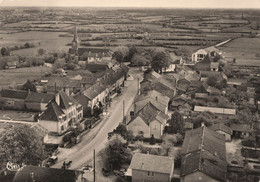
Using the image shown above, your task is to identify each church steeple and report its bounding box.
[71,24,80,56]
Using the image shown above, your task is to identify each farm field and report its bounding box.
[219,37,260,66]
[0,31,71,55]
[0,66,52,89]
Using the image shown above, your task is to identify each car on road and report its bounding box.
[45,156,58,167]
[80,165,93,172]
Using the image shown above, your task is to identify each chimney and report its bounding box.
[55,93,60,106]
[65,86,70,96]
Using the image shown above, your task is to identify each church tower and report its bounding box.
[71,24,80,57]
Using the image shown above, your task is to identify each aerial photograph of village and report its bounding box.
[0,0,260,181]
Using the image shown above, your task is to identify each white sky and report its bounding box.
[0,0,260,8]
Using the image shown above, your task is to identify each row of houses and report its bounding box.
[74,63,129,116]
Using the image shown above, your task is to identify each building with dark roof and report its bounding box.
[38,91,83,135]
[127,102,169,139]
[181,126,227,182]
[210,123,232,141]
[0,89,29,110]
[25,92,54,111]
[12,165,84,182]
[129,153,174,182]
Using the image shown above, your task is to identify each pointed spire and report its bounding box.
[72,23,80,44]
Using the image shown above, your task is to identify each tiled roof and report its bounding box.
[25,92,54,103]
[59,91,78,110]
[181,126,226,161]
[135,97,166,114]
[83,83,106,100]
[194,106,236,115]
[230,124,252,132]
[210,123,232,135]
[181,126,227,181]
[181,150,227,182]
[129,153,174,174]
[210,62,219,69]
[204,46,220,53]
[128,102,168,126]
[39,102,64,121]
[85,63,109,73]
[0,89,28,100]
[13,165,81,182]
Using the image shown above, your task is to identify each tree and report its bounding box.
[131,54,150,66]
[112,46,129,63]
[38,48,46,56]
[22,80,37,92]
[127,45,138,61]
[113,123,133,142]
[103,134,132,169]
[1,47,10,56]
[207,76,218,87]
[161,134,183,156]
[165,111,185,135]
[0,124,46,165]
[151,48,171,73]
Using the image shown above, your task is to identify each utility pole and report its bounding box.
[123,100,125,125]
[137,78,140,95]
[93,149,96,182]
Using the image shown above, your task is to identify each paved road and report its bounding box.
[52,68,141,170]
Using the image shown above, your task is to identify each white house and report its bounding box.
[192,46,221,63]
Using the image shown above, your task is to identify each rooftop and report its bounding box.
[129,153,174,174]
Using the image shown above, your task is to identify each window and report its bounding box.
[153,125,157,130]
[61,125,64,131]
[148,171,154,176]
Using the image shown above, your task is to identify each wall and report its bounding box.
[216,130,231,141]
[181,171,219,182]
[192,49,207,62]
[132,169,171,182]
[2,98,26,110]
[150,120,162,139]
[127,116,150,138]
[39,120,59,133]
[25,102,42,111]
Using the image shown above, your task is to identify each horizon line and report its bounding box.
[0,6,260,10]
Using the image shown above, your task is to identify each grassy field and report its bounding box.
[0,66,52,89]
[0,31,71,56]
[219,37,260,66]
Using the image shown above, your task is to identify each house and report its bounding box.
[193,82,221,97]
[181,126,227,182]
[5,61,18,69]
[230,124,252,139]
[74,83,108,116]
[163,53,183,73]
[141,74,176,100]
[209,123,232,141]
[194,54,220,72]
[85,63,110,73]
[192,46,221,63]
[127,102,169,139]
[38,91,83,135]
[179,103,192,117]
[24,92,54,112]
[0,89,29,110]
[227,78,247,88]
[12,165,84,182]
[200,71,227,82]
[129,153,174,182]
[194,106,236,115]
[134,90,170,114]
[170,95,189,110]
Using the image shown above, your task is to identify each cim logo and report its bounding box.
[6,162,21,171]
